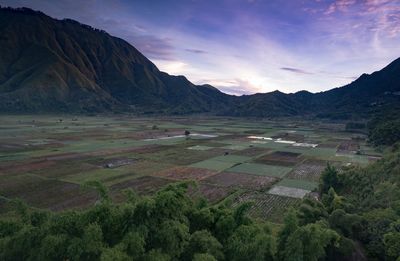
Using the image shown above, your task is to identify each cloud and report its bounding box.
[153,60,188,75]
[324,0,357,15]
[280,67,314,75]
[199,78,266,95]
[185,48,208,54]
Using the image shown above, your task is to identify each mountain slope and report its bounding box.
[0,7,231,113]
[0,6,399,117]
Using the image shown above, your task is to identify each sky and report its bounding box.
[1,0,400,95]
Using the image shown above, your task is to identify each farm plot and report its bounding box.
[211,155,251,163]
[233,192,300,222]
[62,160,174,185]
[255,151,303,166]
[141,146,228,165]
[285,160,327,182]
[276,178,318,191]
[221,144,252,150]
[202,171,277,190]
[189,183,234,204]
[268,185,310,198]
[190,159,237,171]
[110,176,174,195]
[0,174,97,211]
[232,147,270,157]
[228,163,292,178]
[271,132,305,142]
[153,166,218,181]
[337,140,360,154]
[187,145,213,151]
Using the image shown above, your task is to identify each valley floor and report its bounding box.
[0,115,380,223]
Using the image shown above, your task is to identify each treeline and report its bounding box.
[1,148,400,260]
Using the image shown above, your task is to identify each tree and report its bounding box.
[226,224,275,261]
[152,220,190,258]
[192,253,217,261]
[320,163,339,194]
[282,222,340,261]
[277,209,298,260]
[183,230,224,261]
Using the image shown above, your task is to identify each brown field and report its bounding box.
[0,160,57,175]
[0,174,97,211]
[110,176,174,195]
[255,151,302,166]
[153,166,218,181]
[202,171,277,190]
[189,183,234,204]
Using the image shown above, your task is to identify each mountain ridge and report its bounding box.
[0,6,399,118]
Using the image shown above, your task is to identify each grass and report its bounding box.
[227,163,292,178]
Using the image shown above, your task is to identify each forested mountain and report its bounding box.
[0,6,399,118]
[0,7,232,114]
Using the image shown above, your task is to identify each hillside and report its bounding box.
[0,7,399,118]
[0,7,231,114]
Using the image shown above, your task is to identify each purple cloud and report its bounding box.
[185,48,208,54]
[280,67,314,75]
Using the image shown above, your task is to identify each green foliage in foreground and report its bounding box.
[318,146,400,260]
[0,181,343,261]
[368,110,400,146]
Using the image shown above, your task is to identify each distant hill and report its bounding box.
[0,7,399,118]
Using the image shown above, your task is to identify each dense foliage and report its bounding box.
[0,180,345,261]
[368,110,400,146]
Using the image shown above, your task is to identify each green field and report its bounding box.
[228,163,292,178]
[0,115,380,223]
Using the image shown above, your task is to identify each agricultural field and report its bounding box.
[0,115,381,224]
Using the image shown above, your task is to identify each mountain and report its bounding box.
[226,59,400,119]
[0,7,231,114]
[0,6,399,118]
